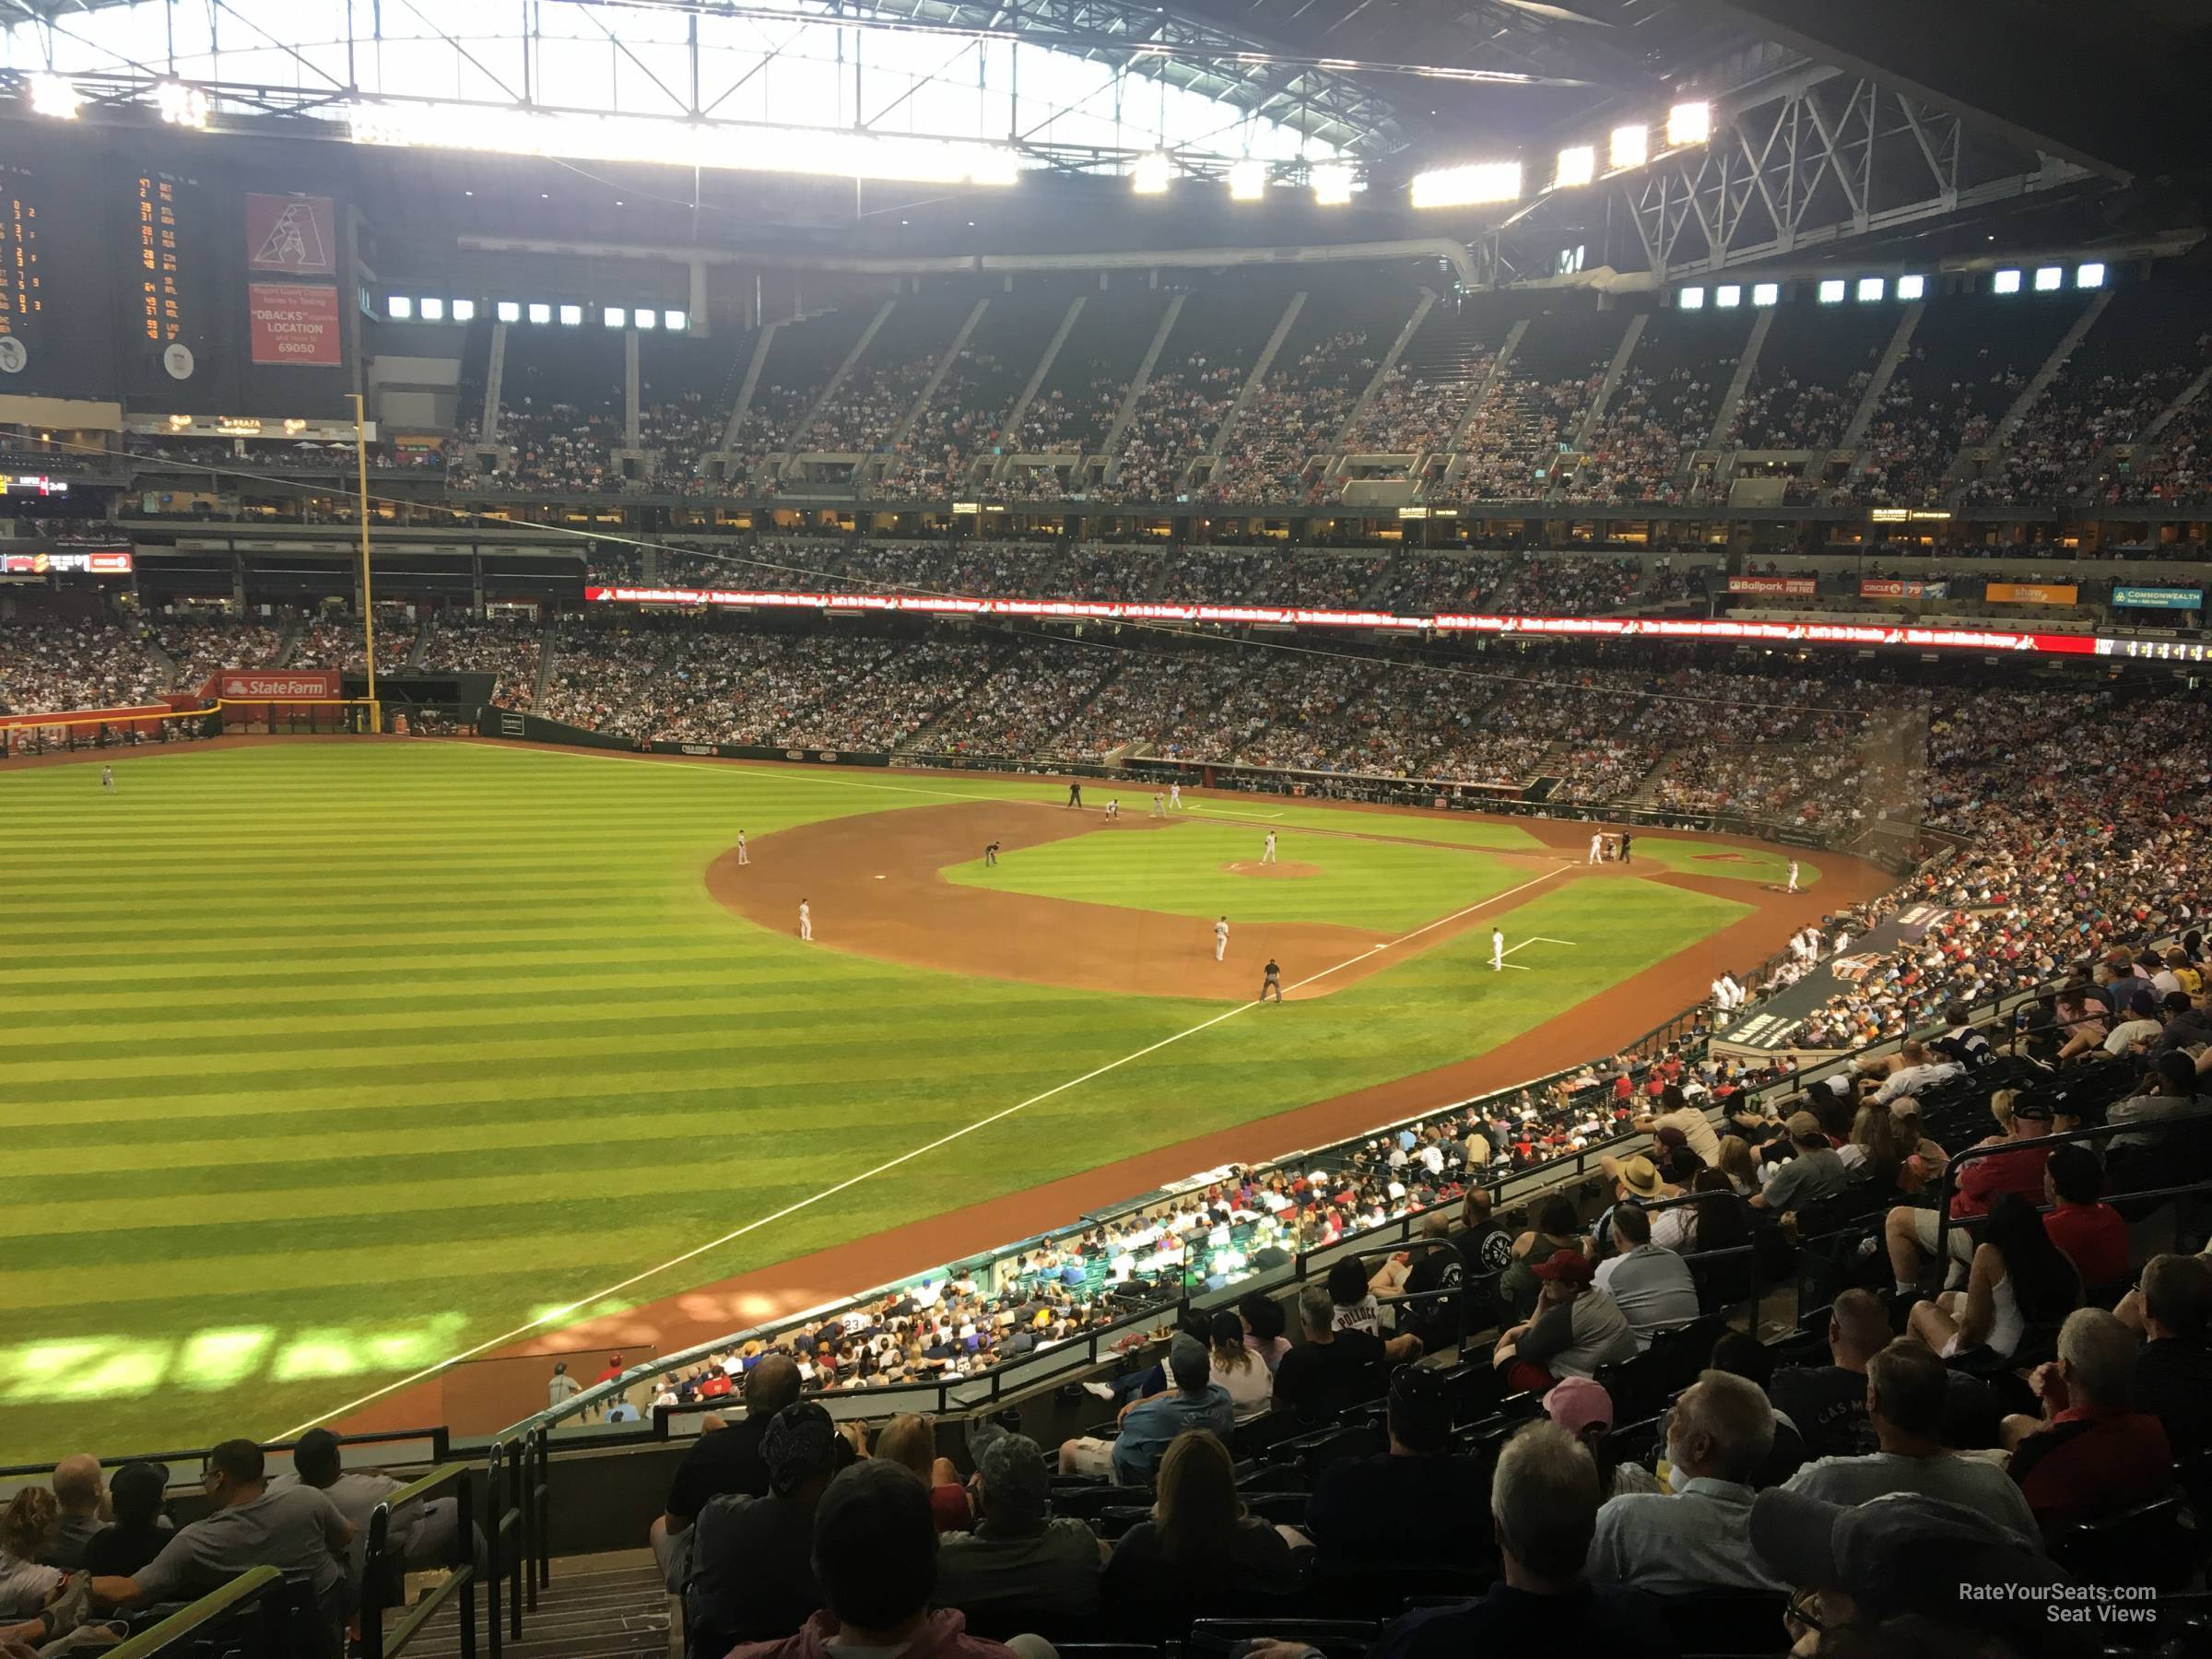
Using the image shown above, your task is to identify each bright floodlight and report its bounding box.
[1993,268,2022,294]
[2034,265,2064,291]
[496,300,521,323]
[419,297,445,322]
[1715,284,1742,308]
[526,302,551,324]
[1856,276,1885,302]
[1609,124,1649,169]
[387,296,414,321]
[1311,163,1354,206]
[155,79,208,129]
[2076,262,2105,288]
[1678,286,1705,310]
[1227,159,1265,201]
[605,307,627,328]
[1555,145,1595,188]
[453,300,477,322]
[1897,274,1926,300]
[29,75,81,119]
[664,310,688,332]
[1410,160,1521,208]
[634,309,658,330]
[1752,282,1780,306]
[1666,101,1711,147]
[558,303,583,325]
[1818,278,1847,303]
[1131,152,1172,195]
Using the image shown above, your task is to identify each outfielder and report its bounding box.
[1491,928,1505,971]
[736,830,749,865]
[798,900,813,942]
[1214,915,1230,961]
[101,765,115,794]
[1262,830,1277,865]
[1261,958,1283,1003]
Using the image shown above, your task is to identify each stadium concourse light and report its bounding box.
[1131,151,1172,194]
[1609,124,1648,169]
[635,309,658,330]
[155,79,209,129]
[1410,160,1521,208]
[345,100,1021,189]
[1751,282,1780,306]
[1666,101,1711,147]
[1311,163,1354,206]
[1554,145,1595,189]
[29,74,81,119]
[1227,158,1265,200]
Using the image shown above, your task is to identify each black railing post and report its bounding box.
[532,1426,550,1598]
[361,1503,393,1659]
[457,1465,479,1659]
[485,1441,505,1659]
[506,1441,525,1643]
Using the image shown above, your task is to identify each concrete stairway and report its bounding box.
[407,1553,668,1659]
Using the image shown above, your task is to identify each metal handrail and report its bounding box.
[0,1427,451,1486]
[100,1565,281,1659]
[1931,1106,2212,1266]
[362,1462,477,1659]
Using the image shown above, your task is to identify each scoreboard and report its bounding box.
[133,171,197,359]
[0,161,43,363]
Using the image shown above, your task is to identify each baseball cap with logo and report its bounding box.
[1531,1248,1595,1285]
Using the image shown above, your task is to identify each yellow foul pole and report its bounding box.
[352,393,377,730]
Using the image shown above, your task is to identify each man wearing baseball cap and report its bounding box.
[936,1434,1102,1622]
[1305,1365,1492,1569]
[1748,1112,1850,1214]
[686,1401,841,1645]
[1058,1333,1232,1485]
[1492,1248,1635,1394]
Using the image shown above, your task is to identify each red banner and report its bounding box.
[1725,575,1818,596]
[1,550,133,574]
[245,194,336,275]
[248,283,341,366]
[218,669,342,700]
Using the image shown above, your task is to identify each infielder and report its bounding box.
[101,765,115,794]
[1169,782,1182,810]
[1786,859,1799,893]
[1213,915,1230,961]
[1587,832,1604,865]
[798,900,813,942]
[736,830,749,866]
[1491,928,1505,971]
[1262,830,1277,865]
[1261,958,1283,1003]
[984,841,1000,867]
[1150,791,1166,817]
[1105,798,1119,820]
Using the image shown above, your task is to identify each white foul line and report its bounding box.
[274,864,1567,1438]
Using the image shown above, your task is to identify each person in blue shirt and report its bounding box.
[1055,1335,1232,1484]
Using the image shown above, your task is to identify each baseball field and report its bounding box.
[0,738,1860,1460]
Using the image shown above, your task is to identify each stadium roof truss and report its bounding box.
[0,0,1587,184]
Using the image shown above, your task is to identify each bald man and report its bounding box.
[46,1454,106,1569]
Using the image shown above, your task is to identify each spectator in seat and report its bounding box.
[1359,1422,1671,1659]
[39,1458,104,1571]
[724,1459,1027,1659]
[1592,1203,1700,1349]
[2003,1308,2174,1528]
[687,1402,843,1648]
[1906,1191,2081,1362]
[1543,1377,1661,1498]
[1100,1430,1300,1635]
[1238,1292,1290,1372]
[0,1491,66,1620]
[1771,1290,1888,1461]
[1057,1334,1232,1484]
[2107,1050,2212,1154]
[1270,1283,1392,1428]
[1587,1369,1789,1594]
[276,1427,465,1585]
[1868,1041,1963,1108]
[1632,1084,1721,1165]
[1708,1332,1809,1488]
[1750,1112,1851,1215]
[935,1434,1103,1624]
[2115,1253,2212,1459]
[1782,1338,2039,1542]
[654,1353,818,1589]
[1206,1311,1271,1423]
[1499,1195,1589,1320]
[78,1463,171,1580]
[1456,1185,1515,1323]
[86,1438,354,1641]
[872,1416,973,1534]
[1932,1002,1994,1069]
[1885,1095,2055,1294]
[1393,1212,1467,1351]
[2040,1144,2128,1290]
[1493,1249,1636,1393]
[1302,1365,1493,1567]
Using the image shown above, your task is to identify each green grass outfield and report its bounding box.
[0,743,1754,1458]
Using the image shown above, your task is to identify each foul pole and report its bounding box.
[352,393,377,731]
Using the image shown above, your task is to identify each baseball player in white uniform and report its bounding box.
[1587,832,1604,865]
[1169,782,1182,810]
[799,900,813,942]
[736,830,750,865]
[1785,859,1798,893]
[1213,916,1230,961]
[1150,791,1166,817]
[1262,831,1277,865]
[101,765,115,794]
[1491,928,1505,971]
[1105,798,1119,820]
[1833,929,1851,959]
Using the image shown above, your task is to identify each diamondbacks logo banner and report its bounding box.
[245,194,336,276]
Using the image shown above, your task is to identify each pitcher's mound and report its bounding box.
[1223,860,1323,878]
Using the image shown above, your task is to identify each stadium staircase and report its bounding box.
[271,616,305,668]
[147,632,182,691]
[408,1552,667,1659]
[530,624,559,712]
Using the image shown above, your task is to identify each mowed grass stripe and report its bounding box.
[0,745,1741,1458]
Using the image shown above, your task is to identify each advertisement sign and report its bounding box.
[1725,575,1818,596]
[1,550,132,574]
[217,669,343,700]
[1984,582,2079,606]
[245,194,337,275]
[248,283,342,366]
[2112,586,2204,610]
[1859,578,1947,600]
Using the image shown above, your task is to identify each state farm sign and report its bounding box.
[218,669,343,700]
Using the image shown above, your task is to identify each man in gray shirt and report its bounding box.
[1592,1205,1702,1349]
[935,1434,1103,1620]
[88,1440,353,1639]
[1782,1338,2038,1543]
[1751,1112,1851,1215]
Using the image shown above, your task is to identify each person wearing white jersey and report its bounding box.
[1214,915,1230,961]
[736,830,749,866]
[1588,832,1604,865]
[799,900,813,942]
[1169,782,1182,810]
[101,765,115,793]
[1786,859,1799,893]
[1833,929,1851,959]
[1150,791,1166,817]
[1492,928,1506,971]
[1262,830,1277,865]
